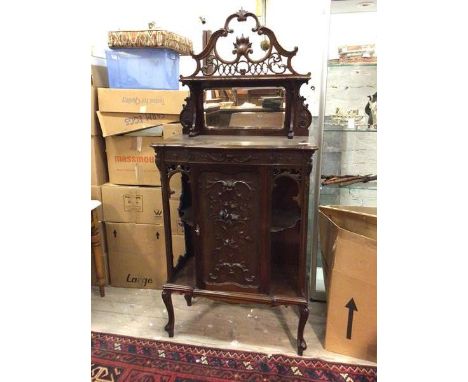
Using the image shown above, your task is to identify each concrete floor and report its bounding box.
[91,286,376,366]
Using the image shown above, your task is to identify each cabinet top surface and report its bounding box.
[151,135,318,151]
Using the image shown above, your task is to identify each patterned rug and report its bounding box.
[92,332,377,382]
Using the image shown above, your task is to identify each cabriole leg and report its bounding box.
[297,304,309,356]
[184,293,192,307]
[162,289,174,337]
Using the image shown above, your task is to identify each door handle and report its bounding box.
[194,224,200,236]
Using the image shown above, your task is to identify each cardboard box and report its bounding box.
[97,88,188,114]
[319,205,377,362]
[97,111,179,137]
[91,86,100,136]
[172,234,186,268]
[91,64,109,88]
[91,135,108,186]
[101,183,183,232]
[91,64,108,136]
[106,222,185,289]
[91,185,103,221]
[104,124,182,187]
[169,197,184,235]
[102,184,162,224]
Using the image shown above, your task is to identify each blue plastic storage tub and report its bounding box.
[105,48,179,90]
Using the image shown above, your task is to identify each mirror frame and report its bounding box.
[203,86,287,131]
[178,9,312,138]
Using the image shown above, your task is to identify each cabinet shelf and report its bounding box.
[324,128,377,132]
[322,181,377,190]
[328,62,377,67]
[171,253,300,300]
[271,208,301,232]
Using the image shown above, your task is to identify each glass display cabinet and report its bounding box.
[309,0,377,299]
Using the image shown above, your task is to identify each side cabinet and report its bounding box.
[151,9,318,356]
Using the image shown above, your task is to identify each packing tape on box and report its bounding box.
[136,136,143,153]
[134,164,140,184]
[130,187,137,222]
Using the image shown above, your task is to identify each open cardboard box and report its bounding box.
[97,111,180,137]
[319,205,377,362]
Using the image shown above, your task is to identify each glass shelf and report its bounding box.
[324,128,377,132]
[328,62,377,67]
[321,181,377,190]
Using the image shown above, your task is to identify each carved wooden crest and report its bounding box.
[187,9,309,78]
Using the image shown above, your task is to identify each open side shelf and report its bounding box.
[169,252,302,302]
[271,208,301,232]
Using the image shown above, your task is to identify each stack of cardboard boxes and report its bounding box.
[94,85,189,289]
[91,62,110,287]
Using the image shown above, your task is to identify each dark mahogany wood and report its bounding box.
[297,305,310,356]
[161,289,174,337]
[153,10,318,356]
[184,293,193,307]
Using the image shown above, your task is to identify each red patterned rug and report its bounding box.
[92,332,377,381]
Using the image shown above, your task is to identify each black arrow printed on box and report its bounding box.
[345,298,358,340]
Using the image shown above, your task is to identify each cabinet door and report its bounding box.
[197,168,261,292]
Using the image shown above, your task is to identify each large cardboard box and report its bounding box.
[101,183,183,233]
[97,88,188,114]
[105,124,182,187]
[169,197,184,235]
[91,86,101,136]
[319,205,377,362]
[106,222,185,289]
[91,135,108,186]
[97,111,179,137]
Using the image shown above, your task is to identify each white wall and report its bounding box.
[90,0,331,116]
[90,0,257,75]
[328,11,377,59]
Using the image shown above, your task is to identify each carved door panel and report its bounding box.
[197,168,261,293]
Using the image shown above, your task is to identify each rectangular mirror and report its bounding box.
[203,87,286,130]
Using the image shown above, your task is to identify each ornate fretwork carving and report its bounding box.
[200,173,258,285]
[167,163,191,178]
[179,96,194,135]
[162,148,308,166]
[200,152,258,163]
[296,96,312,132]
[273,168,303,183]
[187,9,308,78]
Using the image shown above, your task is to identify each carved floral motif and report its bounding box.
[200,174,258,285]
[188,9,307,77]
